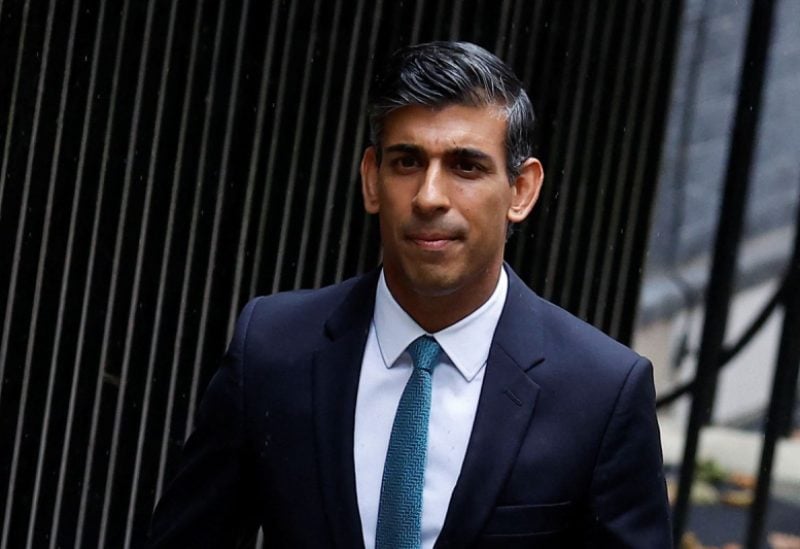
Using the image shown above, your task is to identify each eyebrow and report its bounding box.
[449,147,493,163]
[383,143,494,164]
[383,143,423,155]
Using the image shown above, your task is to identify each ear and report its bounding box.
[360,146,380,214]
[507,157,544,223]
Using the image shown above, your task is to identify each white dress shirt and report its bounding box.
[354,268,508,549]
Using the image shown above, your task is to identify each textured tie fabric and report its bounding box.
[375,335,442,549]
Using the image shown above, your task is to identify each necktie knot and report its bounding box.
[407,335,441,374]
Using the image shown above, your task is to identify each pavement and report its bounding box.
[660,418,800,486]
[660,418,800,548]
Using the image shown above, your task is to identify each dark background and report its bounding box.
[0,1,681,547]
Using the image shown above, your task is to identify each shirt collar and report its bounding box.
[372,267,508,382]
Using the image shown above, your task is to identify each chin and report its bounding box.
[405,268,464,298]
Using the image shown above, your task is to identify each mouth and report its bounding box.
[406,233,459,251]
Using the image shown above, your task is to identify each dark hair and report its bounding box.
[367,41,535,180]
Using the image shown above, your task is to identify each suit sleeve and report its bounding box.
[586,357,673,548]
[146,298,261,548]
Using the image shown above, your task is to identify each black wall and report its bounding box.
[0,1,681,547]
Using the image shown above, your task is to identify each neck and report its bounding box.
[384,265,502,333]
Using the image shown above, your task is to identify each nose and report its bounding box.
[412,163,450,215]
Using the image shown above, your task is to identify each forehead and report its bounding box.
[380,104,508,157]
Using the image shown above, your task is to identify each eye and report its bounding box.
[452,160,486,178]
[390,155,421,173]
[398,156,418,168]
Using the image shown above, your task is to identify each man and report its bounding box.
[147,41,671,548]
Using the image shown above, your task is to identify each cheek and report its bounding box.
[378,185,414,215]
[464,194,511,228]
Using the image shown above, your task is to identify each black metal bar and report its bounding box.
[292,0,341,290]
[665,2,710,269]
[182,0,228,435]
[336,0,385,283]
[75,0,133,544]
[543,4,592,300]
[598,1,655,335]
[656,278,786,408]
[154,0,206,502]
[744,183,800,549]
[188,0,244,429]
[0,0,30,226]
[123,0,180,544]
[98,0,158,541]
[0,0,57,543]
[0,0,32,407]
[230,0,282,323]
[577,2,638,321]
[26,0,82,544]
[311,0,366,288]
[273,0,322,291]
[613,0,684,342]
[249,0,301,295]
[49,1,109,544]
[559,2,618,310]
[671,0,776,543]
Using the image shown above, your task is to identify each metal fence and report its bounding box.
[656,2,800,546]
[0,1,682,547]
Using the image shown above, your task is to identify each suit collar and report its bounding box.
[314,270,379,549]
[323,269,380,340]
[491,265,546,371]
[373,268,509,382]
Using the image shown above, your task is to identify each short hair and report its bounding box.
[367,41,535,180]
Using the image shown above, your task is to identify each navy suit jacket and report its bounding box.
[147,267,671,548]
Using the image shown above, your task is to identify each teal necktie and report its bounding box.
[375,335,442,549]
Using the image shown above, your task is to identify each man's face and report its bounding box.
[361,104,542,304]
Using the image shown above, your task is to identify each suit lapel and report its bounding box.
[312,271,379,549]
[436,268,546,548]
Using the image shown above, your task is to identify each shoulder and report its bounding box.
[228,271,375,359]
[535,295,642,370]
[523,293,655,431]
[244,275,362,330]
[499,270,651,413]
[502,268,643,379]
